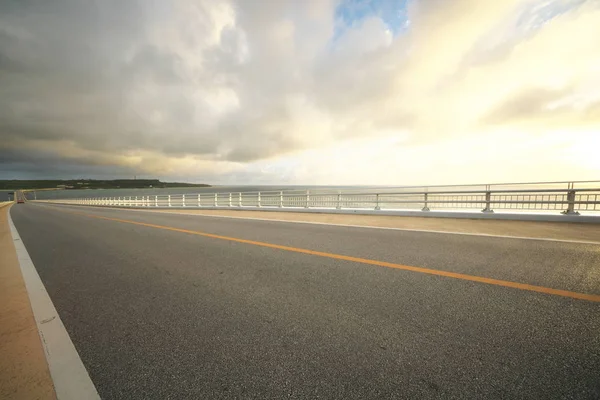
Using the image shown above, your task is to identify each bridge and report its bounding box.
[1,182,599,399]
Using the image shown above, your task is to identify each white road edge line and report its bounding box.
[34,203,600,246]
[8,206,101,400]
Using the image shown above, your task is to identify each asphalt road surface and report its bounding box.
[10,203,600,399]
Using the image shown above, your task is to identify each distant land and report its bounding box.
[0,179,211,190]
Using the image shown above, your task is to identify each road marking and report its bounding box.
[8,206,101,400]
[60,208,600,303]
[33,203,600,245]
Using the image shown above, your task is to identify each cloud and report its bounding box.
[1,0,599,183]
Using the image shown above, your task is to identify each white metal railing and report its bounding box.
[36,180,600,216]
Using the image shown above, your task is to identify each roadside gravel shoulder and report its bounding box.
[0,204,56,399]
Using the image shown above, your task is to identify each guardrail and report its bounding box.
[38,181,600,216]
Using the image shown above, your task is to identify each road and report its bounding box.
[10,203,600,399]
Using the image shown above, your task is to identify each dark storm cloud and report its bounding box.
[0,0,268,178]
[0,0,419,180]
[0,145,137,179]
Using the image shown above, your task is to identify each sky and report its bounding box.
[0,0,599,185]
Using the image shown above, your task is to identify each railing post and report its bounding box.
[135,196,138,206]
[182,194,186,207]
[197,194,201,207]
[336,193,342,209]
[562,185,580,215]
[375,193,381,210]
[257,192,261,208]
[422,193,430,212]
[279,191,283,208]
[168,195,171,207]
[481,186,494,213]
[229,193,232,207]
[238,192,242,207]
[214,193,218,207]
[305,190,310,208]
[154,195,158,207]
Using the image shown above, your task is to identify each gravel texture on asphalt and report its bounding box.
[11,203,600,399]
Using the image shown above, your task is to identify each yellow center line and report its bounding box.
[59,208,600,303]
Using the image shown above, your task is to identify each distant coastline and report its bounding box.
[0,179,211,190]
